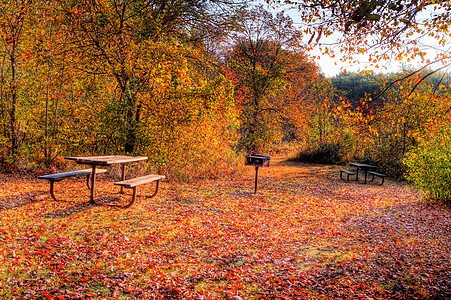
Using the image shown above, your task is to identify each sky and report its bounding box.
[256,1,395,77]
[257,1,449,78]
[308,39,408,78]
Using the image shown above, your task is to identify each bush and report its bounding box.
[295,142,345,164]
[403,122,451,205]
[362,143,407,179]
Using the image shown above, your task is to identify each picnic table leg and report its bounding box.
[122,187,138,209]
[119,164,126,194]
[355,166,360,181]
[49,180,57,201]
[146,180,160,199]
[47,179,70,202]
[89,165,97,204]
[364,169,368,184]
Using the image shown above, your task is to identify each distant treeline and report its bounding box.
[331,71,451,108]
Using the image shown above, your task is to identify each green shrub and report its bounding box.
[403,122,451,205]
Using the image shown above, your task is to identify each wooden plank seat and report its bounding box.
[38,169,107,201]
[367,171,387,185]
[114,174,165,208]
[340,169,356,182]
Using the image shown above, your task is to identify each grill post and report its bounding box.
[254,166,259,194]
[245,154,270,194]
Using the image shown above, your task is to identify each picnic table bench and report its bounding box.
[340,169,356,182]
[38,168,107,201]
[340,163,387,185]
[114,174,165,208]
[367,171,387,185]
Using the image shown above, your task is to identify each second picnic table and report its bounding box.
[64,155,148,204]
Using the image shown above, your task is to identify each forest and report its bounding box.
[0,1,451,299]
[1,0,451,202]
[1,0,451,201]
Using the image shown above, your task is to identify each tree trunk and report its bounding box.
[9,44,19,157]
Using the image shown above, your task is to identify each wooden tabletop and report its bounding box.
[64,155,148,166]
[350,163,377,169]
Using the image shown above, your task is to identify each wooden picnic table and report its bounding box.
[349,163,378,184]
[64,155,148,204]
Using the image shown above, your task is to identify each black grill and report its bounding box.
[245,154,271,167]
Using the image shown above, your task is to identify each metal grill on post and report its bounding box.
[245,154,271,193]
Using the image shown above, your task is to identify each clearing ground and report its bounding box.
[0,156,450,299]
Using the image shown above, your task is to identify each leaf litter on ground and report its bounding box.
[0,156,450,299]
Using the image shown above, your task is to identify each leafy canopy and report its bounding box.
[268,0,451,71]
[225,6,321,153]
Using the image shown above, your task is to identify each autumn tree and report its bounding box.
[0,1,99,168]
[267,1,451,81]
[29,3,78,167]
[0,0,37,166]
[0,0,245,178]
[59,0,241,154]
[225,6,320,153]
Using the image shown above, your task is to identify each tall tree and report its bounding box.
[225,6,320,152]
[31,3,74,166]
[0,0,34,162]
[60,0,241,153]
